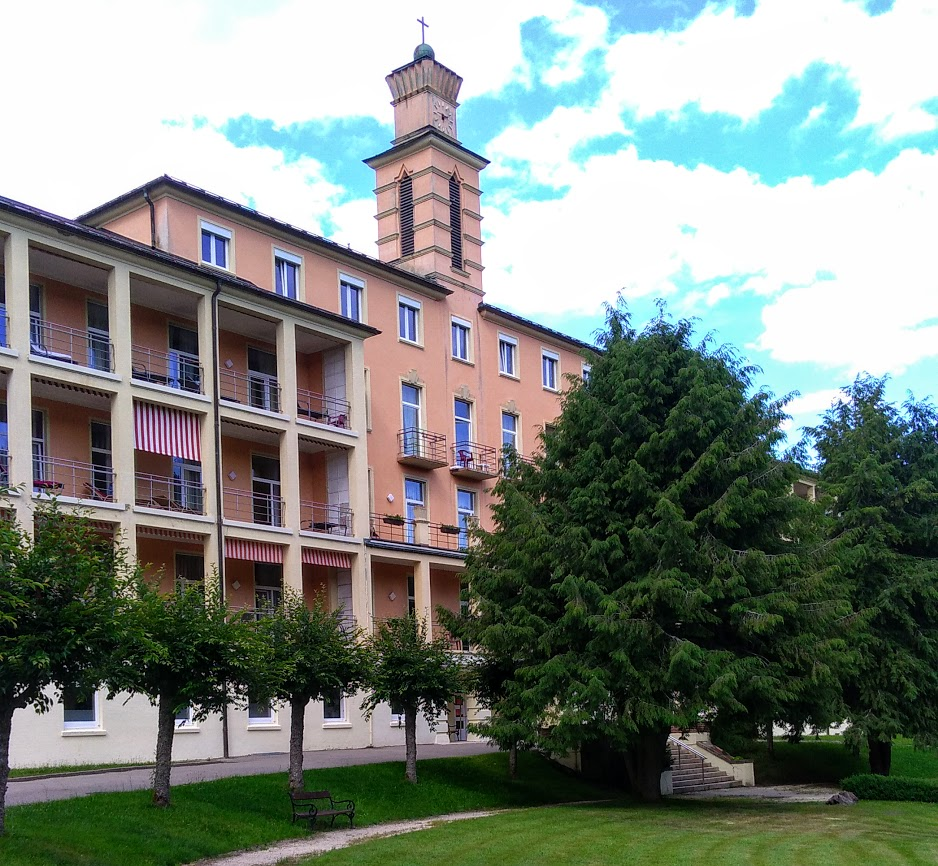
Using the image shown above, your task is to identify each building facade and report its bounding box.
[5,45,592,767]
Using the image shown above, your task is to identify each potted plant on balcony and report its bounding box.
[383,514,406,526]
[440,524,460,535]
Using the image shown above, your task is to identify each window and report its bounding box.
[89,420,113,499]
[168,324,201,392]
[323,688,345,722]
[451,317,471,362]
[542,350,559,391]
[501,412,518,472]
[398,296,421,344]
[252,454,282,527]
[175,706,195,728]
[457,489,476,550]
[582,363,592,383]
[173,458,203,513]
[454,399,472,448]
[87,301,110,371]
[0,274,6,347]
[449,174,463,270]
[0,403,8,485]
[399,175,415,257]
[404,478,425,544]
[29,283,43,347]
[200,221,230,269]
[340,276,363,322]
[247,346,279,412]
[390,699,405,725]
[400,383,421,457]
[248,697,276,726]
[63,688,99,730]
[498,335,517,377]
[274,250,300,300]
[32,409,47,487]
[406,575,416,616]
[175,553,204,593]
[254,562,283,615]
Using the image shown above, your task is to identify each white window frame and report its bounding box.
[451,317,471,362]
[457,488,476,550]
[62,688,100,731]
[200,220,231,270]
[542,349,559,391]
[582,363,592,383]
[247,697,277,727]
[274,248,302,300]
[323,688,346,723]
[175,705,199,730]
[398,295,421,345]
[501,411,518,451]
[339,274,364,323]
[498,334,518,378]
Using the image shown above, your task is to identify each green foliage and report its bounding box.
[464,302,847,795]
[361,615,462,725]
[841,773,938,802]
[804,376,938,758]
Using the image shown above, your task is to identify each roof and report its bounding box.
[78,175,452,298]
[477,303,598,354]
[0,193,381,338]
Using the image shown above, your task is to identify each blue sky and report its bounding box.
[2,0,936,442]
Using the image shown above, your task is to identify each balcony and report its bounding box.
[0,450,9,486]
[30,320,114,372]
[132,346,203,394]
[33,457,114,501]
[370,512,415,544]
[135,472,205,514]
[0,309,8,348]
[427,521,466,552]
[397,428,448,469]
[296,388,350,429]
[224,487,284,527]
[432,620,471,653]
[219,368,282,413]
[301,500,352,536]
[450,442,498,479]
[499,449,536,477]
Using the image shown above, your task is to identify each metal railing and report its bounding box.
[132,346,203,394]
[370,512,415,543]
[0,310,9,348]
[499,448,536,476]
[397,428,447,463]
[296,388,350,429]
[427,521,466,551]
[432,620,471,652]
[300,500,353,536]
[135,472,205,514]
[33,457,115,501]
[451,441,498,474]
[0,450,9,486]
[223,487,284,527]
[30,319,115,372]
[218,367,282,413]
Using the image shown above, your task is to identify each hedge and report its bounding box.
[841,773,938,803]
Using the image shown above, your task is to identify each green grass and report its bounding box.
[307,800,938,866]
[9,761,152,779]
[0,752,611,866]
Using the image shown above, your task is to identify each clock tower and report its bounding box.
[365,44,488,293]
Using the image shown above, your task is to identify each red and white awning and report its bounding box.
[225,538,283,563]
[134,402,201,461]
[302,547,351,568]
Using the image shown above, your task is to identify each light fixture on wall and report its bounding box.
[228,471,237,481]
[232,580,241,591]
[225,359,234,369]
[387,493,394,503]
[388,591,396,601]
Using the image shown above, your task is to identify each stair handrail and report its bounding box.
[668,734,710,783]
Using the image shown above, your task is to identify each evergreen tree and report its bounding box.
[465,303,846,799]
[805,375,938,775]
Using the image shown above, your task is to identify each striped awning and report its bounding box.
[136,527,207,544]
[225,538,283,563]
[134,402,201,461]
[302,547,351,568]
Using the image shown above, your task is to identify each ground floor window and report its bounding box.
[247,697,276,726]
[323,688,345,722]
[63,688,99,730]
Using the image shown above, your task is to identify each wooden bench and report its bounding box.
[289,789,355,830]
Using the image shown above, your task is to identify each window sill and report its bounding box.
[499,371,520,381]
[247,723,281,731]
[62,728,107,737]
[543,386,560,394]
[200,261,231,273]
[398,338,423,349]
[452,357,474,367]
[174,726,201,734]
[322,721,352,729]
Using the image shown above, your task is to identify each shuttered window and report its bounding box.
[400,175,414,257]
[449,174,463,270]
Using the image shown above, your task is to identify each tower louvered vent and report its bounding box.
[449,174,463,270]
[400,175,414,257]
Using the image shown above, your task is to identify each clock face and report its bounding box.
[431,98,455,136]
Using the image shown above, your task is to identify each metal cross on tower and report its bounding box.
[417,16,429,42]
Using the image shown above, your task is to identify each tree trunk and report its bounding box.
[152,693,176,807]
[766,723,775,758]
[868,735,892,776]
[288,695,306,792]
[404,705,418,783]
[623,728,668,801]
[0,702,14,836]
[508,741,518,780]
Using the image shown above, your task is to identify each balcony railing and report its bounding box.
[135,471,205,514]
[0,309,9,347]
[33,457,114,501]
[427,521,466,552]
[296,388,350,429]
[499,448,536,476]
[132,346,203,394]
[432,620,471,652]
[30,319,115,372]
[0,450,9,487]
[301,500,352,536]
[223,487,284,527]
[397,428,448,468]
[219,367,282,413]
[450,442,498,478]
[370,512,415,544]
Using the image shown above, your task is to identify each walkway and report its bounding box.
[6,741,495,807]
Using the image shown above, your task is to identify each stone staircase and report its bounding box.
[668,736,744,794]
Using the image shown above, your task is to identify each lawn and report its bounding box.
[0,752,611,866]
[307,800,938,866]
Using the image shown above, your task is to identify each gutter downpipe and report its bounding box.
[143,189,156,249]
[211,279,229,759]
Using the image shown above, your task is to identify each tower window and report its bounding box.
[449,174,463,270]
[400,175,414,257]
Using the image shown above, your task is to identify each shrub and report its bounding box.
[841,773,938,802]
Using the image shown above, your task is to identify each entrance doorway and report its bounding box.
[449,695,468,742]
